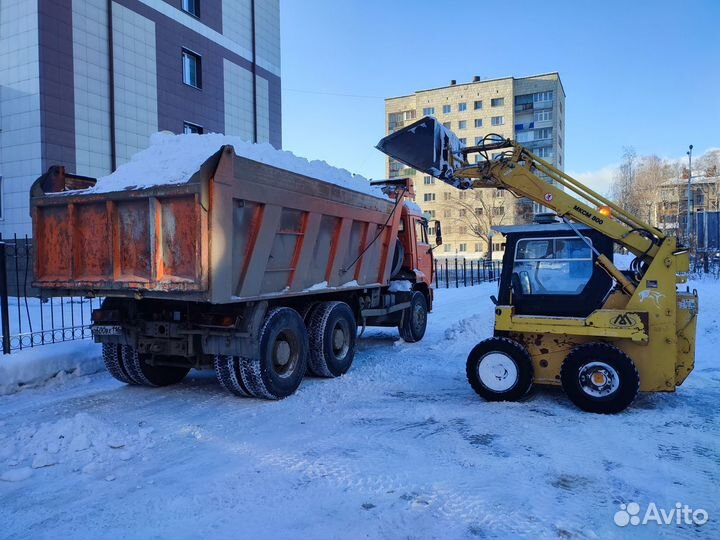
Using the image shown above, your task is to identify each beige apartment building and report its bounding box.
[385,73,565,259]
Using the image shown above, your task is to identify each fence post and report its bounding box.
[444,259,449,288]
[434,259,439,288]
[454,258,459,288]
[0,243,10,354]
[470,260,474,286]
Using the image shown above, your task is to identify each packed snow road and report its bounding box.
[1,283,718,540]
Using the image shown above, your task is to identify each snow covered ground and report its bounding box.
[0,282,718,539]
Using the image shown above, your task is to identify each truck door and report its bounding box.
[414,218,432,279]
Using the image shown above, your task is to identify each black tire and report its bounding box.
[398,291,428,343]
[102,343,136,384]
[308,301,357,377]
[466,337,533,402]
[560,342,639,414]
[214,354,252,397]
[120,346,190,387]
[238,307,308,399]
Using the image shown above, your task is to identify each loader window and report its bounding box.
[513,237,593,295]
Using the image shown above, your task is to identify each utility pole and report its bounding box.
[686,144,693,249]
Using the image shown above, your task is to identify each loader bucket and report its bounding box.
[376,116,465,183]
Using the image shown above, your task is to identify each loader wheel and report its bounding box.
[398,291,428,343]
[466,337,533,402]
[308,301,357,377]
[102,343,136,385]
[561,342,639,414]
[120,346,190,387]
[238,307,308,399]
[214,355,252,397]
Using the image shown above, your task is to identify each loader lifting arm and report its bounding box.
[376,119,688,293]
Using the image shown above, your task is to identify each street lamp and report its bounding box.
[686,144,693,249]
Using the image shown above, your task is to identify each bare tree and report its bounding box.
[611,147,638,215]
[438,190,511,255]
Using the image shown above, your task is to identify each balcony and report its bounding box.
[514,103,533,113]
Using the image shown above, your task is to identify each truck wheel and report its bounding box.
[308,301,357,377]
[238,307,308,399]
[120,346,190,387]
[214,355,252,397]
[102,343,136,384]
[398,291,427,342]
[466,337,533,402]
[561,342,639,414]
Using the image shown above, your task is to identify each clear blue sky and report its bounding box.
[279,0,720,193]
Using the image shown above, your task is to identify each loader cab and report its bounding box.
[494,224,614,318]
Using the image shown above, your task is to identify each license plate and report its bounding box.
[92,325,123,336]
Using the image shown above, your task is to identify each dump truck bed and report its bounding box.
[32,145,401,304]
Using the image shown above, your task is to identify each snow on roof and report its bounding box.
[404,199,423,214]
[81,132,387,199]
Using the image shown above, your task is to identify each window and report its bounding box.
[512,237,593,295]
[423,107,435,116]
[474,100,483,110]
[459,138,467,145]
[474,136,483,145]
[491,116,504,126]
[458,192,467,200]
[535,146,553,158]
[475,207,484,216]
[423,175,435,185]
[535,127,552,140]
[443,209,452,217]
[458,209,467,217]
[493,188,504,198]
[458,120,467,130]
[493,206,504,216]
[182,0,200,17]
[491,97,504,107]
[533,91,553,102]
[474,119,483,128]
[415,220,429,244]
[442,122,451,129]
[423,193,436,202]
[458,102,467,112]
[493,242,506,251]
[459,226,468,234]
[182,49,202,88]
[534,110,552,122]
[443,192,452,200]
[403,110,415,121]
[459,243,467,252]
[474,243,482,252]
[183,121,203,134]
[442,104,451,114]
[444,244,452,253]
[425,209,436,218]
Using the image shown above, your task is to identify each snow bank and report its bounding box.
[0,341,103,396]
[78,132,387,199]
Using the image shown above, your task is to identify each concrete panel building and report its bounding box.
[0,0,281,237]
[385,73,565,259]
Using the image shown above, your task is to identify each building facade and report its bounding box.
[0,0,281,237]
[385,73,565,259]
[657,176,720,244]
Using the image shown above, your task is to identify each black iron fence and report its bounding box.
[0,237,100,354]
[434,257,501,288]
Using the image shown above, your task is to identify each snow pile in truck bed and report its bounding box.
[83,132,388,198]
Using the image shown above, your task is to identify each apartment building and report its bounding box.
[385,73,565,258]
[0,0,281,237]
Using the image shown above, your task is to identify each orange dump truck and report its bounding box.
[31,142,438,399]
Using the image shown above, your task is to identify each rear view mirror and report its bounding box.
[434,220,443,246]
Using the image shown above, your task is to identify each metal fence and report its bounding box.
[0,237,100,354]
[434,257,501,288]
